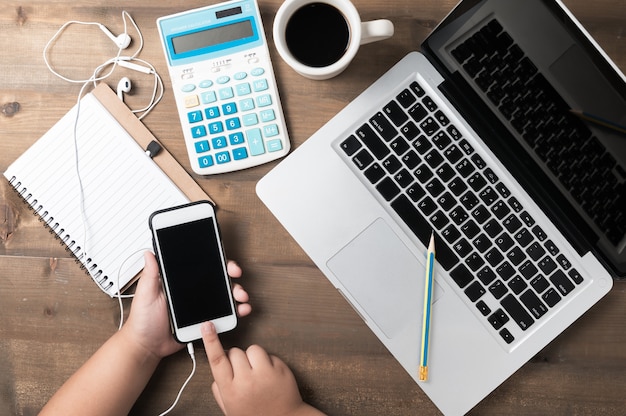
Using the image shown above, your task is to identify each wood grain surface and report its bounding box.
[1,1,625,415]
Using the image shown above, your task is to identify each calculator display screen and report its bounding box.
[172,19,254,55]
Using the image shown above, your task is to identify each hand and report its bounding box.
[202,322,325,416]
[122,251,251,361]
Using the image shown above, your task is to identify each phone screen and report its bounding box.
[156,217,232,327]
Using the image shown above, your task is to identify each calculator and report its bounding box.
[157,0,290,175]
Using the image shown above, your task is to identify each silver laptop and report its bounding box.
[257,0,624,414]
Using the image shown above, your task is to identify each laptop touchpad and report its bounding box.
[327,218,443,339]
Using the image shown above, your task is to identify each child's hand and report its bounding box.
[202,322,325,416]
[123,252,251,361]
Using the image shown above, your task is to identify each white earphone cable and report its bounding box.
[45,13,191,415]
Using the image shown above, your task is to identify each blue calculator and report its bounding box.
[157,0,290,175]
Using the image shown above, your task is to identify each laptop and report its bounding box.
[257,0,624,414]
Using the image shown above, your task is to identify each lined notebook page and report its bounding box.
[3,93,189,296]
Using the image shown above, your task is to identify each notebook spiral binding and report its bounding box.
[7,176,113,291]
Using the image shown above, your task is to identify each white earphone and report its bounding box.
[43,11,163,120]
[117,77,132,101]
[98,23,132,49]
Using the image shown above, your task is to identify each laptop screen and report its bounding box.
[421,0,626,277]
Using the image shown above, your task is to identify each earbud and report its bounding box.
[98,23,131,49]
[117,77,132,101]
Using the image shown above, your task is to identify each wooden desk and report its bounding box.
[1,1,624,414]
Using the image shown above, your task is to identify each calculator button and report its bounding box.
[212,136,228,149]
[247,129,266,156]
[253,79,268,92]
[251,67,264,76]
[191,125,207,138]
[201,91,217,104]
[215,151,231,164]
[187,110,203,124]
[263,124,279,137]
[225,117,241,130]
[229,132,245,145]
[199,80,213,88]
[222,102,238,115]
[233,147,248,160]
[260,109,275,122]
[198,155,214,168]
[234,72,247,80]
[243,114,258,126]
[209,121,224,134]
[217,76,230,84]
[236,83,252,96]
[181,84,196,93]
[195,140,210,153]
[257,94,272,107]
[239,98,255,111]
[219,87,234,100]
[185,95,200,108]
[267,139,283,152]
[205,106,220,119]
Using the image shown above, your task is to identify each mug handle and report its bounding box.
[360,19,394,45]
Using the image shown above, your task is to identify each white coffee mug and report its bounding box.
[273,0,394,80]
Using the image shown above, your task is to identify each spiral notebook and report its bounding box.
[3,83,210,297]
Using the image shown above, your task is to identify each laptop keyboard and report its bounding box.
[338,79,584,347]
[451,18,625,246]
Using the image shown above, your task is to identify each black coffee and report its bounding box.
[285,2,350,68]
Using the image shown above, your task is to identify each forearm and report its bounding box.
[39,328,161,416]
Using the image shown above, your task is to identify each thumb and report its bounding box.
[135,251,161,296]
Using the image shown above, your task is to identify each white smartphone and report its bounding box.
[149,200,237,342]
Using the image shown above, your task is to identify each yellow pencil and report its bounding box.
[419,232,436,382]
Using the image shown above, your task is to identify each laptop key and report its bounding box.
[364,163,385,184]
[465,281,486,302]
[383,100,408,126]
[538,255,557,275]
[476,300,491,316]
[358,124,390,159]
[418,197,437,216]
[530,275,550,293]
[550,270,575,296]
[489,280,508,299]
[408,103,428,122]
[568,268,584,284]
[499,328,515,344]
[370,112,397,142]
[406,182,425,202]
[488,308,510,330]
[501,294,534,331]
[542,288,562,307]
[409,81,426,98]
[376,177,400,201]
[477,266,497,285]
[340,135,361,156]
[352,149,374,170]
[396,89,416,108]
[453,238,473,257]
[450,264,474,288]
[520,289,548,319]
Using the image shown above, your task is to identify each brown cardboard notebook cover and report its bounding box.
[92,83,211,204]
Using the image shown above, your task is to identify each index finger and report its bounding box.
[201,321,234,383]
